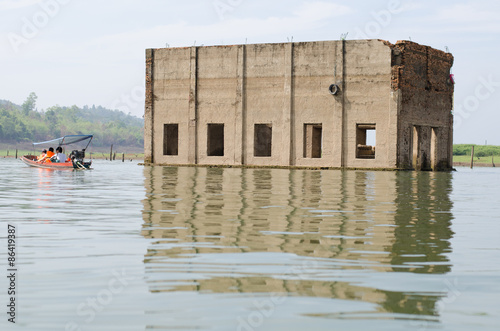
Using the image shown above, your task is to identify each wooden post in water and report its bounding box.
[470,145,474,169]
[110,144,113,161]
[7,150,9,157]
[122,153,125,162]
[15,149,18,159]
[493,154,495,167]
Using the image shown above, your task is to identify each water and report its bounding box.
[1,158,499,330]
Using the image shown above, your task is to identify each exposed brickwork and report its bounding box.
[144,49,155,164]
[382,40,454,170]
[145,52,154,113]
[386,40,454,101]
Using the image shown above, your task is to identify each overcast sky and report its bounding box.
[1,0,499,144]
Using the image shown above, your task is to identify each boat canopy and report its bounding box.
[33,135,93,147]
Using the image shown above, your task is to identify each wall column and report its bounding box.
[234,45,246,165]
[412,125,420,170]
[188,46,198,164]
[448,113,454,169]
[340,39,347,168]
[144,48,155,164]
[282,42,294,166]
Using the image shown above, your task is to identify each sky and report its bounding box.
[1,0,499,144]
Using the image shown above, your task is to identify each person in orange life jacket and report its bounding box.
[39,147,55,163]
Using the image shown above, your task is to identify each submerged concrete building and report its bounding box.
[144,39,454,170]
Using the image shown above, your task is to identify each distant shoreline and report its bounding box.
[2,154,144,161]
[453,162,496,168]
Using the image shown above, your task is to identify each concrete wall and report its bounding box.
[244,43,290,166]
[343,40,397,169]
[145,39,453,170]
[197,46,241,165]
[292,41,342,167]
[390,41,454,170]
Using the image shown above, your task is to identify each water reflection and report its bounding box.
[141,167,453,320]
[392,172,454,274]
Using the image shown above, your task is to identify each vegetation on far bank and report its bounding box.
[453,155,498,164]
[453,144,500,164]
[453,144,500,157]
[0,93,144,151]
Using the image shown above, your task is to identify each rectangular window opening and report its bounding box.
[356,124,376,159]
[254,124,272,157]
[163,124,179,156]
[304,124,322,158]
[207,124,224,156]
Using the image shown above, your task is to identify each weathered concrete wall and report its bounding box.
[144,39,453,170]
[244,43,290,166]
[343,40,398,169]
[292,41,342,167]
[147,47,192,165]
[197,46,241,165]
[389,40,454,170]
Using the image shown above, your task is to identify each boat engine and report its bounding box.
[70,149,85,162]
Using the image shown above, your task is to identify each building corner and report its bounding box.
[144,48,155,165]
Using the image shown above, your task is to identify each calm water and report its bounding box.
[1,158,499,330]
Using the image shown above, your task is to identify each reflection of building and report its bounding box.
[144,39,454,170]
[142,167,397,261]
[141,166,453,316]
[391,171,454,274]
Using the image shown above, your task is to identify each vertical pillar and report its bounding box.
[430,127,437,171]
[188,46,198,164]
[234,45,246,165]
[412,125,420,170]
[282,42,294,166]
[448,113,454,169]
[331,41,344,168]
[340,39,347,168]
[144,49,155,164]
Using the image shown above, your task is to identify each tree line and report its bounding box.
[0,93,144,149]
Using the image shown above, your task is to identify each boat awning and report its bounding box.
[33,135,93,146]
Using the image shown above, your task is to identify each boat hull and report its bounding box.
[21,155,91,170]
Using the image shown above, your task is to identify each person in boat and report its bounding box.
[38,147,55,163]
[51,146,67,163]
[36,149,47,161]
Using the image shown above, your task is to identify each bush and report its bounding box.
[453,144,500,156]
[476,151,486,157]
[453,145,470,155]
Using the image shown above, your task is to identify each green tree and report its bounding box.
[1,99,144,148]
[22,92,37,115]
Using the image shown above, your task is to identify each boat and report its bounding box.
[21,135,93,170]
